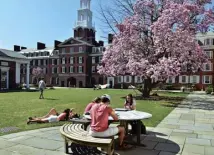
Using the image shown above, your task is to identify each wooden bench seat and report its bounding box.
[60,123,115,155]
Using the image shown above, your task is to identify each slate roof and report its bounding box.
[58,37,94,47]
[19,47,55,54]
[0,48,28,59]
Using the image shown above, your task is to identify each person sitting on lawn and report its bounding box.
[124,94,136,110]
[27,108,76,124]
[84,97,101,115]
[89,94,130,149]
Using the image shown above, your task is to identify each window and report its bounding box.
[52,67,55,74]
[92,57,95,64]
[192,76,197,84]
[205,39,210,45]
[62,67,66,73]
[23,68,26,74]
[118,76,123,83]
[52,59,55,65]
[92,66,96,73]
[62,48,66,54]
[99,56,102,63]
[79,66,83,73]
[79,47,83,53]
[70,66,74,73]
[203,75,212,84]
[79,57,83,64]
[168,77,173,84]
[70,47,74,53]
[33,60,35,65]
[125,76,131,83]
[182,76,186,83]
[204,63,212,71]
[57,67,59,73]
[70,57,74,64]
[62,58,65,64]
[205,51,213,59]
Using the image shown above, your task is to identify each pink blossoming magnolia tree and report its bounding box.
[32,67,43,83]
[98,0,214,97]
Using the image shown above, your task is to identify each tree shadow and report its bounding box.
[162,94,214,110]
[44,98,59,101]
[115,131,181,155]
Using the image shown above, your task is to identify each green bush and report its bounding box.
[206,85,213,94]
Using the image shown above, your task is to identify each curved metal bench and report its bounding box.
[60,123,115,155]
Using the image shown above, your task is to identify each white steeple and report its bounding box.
[75,0,94,29]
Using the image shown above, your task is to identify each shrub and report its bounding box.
[206,85,213,94]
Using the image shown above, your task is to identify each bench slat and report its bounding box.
[60,124,112,144]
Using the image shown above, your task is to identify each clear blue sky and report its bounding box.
[0,0,213,50]
[0,0,109,50]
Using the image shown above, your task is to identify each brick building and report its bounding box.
[0,48,30,90]
[18,0,105,88]
[165,32,214,90]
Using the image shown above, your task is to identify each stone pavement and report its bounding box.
[1,92,214,155]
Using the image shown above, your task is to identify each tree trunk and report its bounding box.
[142,78,152,98]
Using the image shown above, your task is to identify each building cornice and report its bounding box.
[0,57,30,64]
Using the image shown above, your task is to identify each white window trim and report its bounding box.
[52,68,54,74]
[79,57,83,64]
[57,59,59,65]
[117,76,123,83]
[181,75,187,84]
[70,57,74,64]
[203,75,212,84]
[44,60,46,65]
[79,66,83,73]
[99,56,102,63]
[62,58,65,65]
[92,66,96,73]
[52,59,54,65]
[70,66,74,73]
[57,67,59,73]
[92,57,95,64]
[206,51,213,59]
[203,63,212,71]
[124,76,131,83]
[62,67,65,73]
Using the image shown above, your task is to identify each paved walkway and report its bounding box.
[1,92,214,155]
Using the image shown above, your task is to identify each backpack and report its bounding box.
[130,121,146,135]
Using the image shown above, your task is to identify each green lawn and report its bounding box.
[0,89,188,136]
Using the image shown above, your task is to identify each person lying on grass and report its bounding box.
[27,108,78,124]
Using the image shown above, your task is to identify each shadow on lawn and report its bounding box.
[0,89,39,93]
[44,98,59,101]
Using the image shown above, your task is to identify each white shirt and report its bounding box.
[39,80,45,89]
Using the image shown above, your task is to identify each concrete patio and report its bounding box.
[1,92,214,155]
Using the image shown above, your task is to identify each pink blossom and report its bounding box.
[98,0,213,81]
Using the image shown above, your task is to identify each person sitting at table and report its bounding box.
[124,94,136,110]
[84,97,101,115]
[89,94,130,149]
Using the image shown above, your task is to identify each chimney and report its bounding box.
[54,40,62,49]
[21,47,27,50]
[108,34,114,44]
[14,45,21,52]
[99,41,104,47]
[37,42,46,50]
